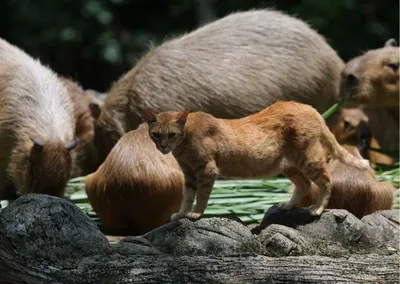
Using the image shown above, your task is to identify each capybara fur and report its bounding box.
[85,123,184,235]
[95,9,344,164]
[297,145,395,219]
[59,76,102,177]
[0,38,78,199]
[331,107,394,167]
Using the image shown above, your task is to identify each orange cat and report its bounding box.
[143,101,370,220]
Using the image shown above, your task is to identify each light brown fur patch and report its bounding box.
[84,123,184,235]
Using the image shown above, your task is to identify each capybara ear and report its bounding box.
[143,109,157,124]
[384,38,397,47]
[176,109,190,126]
[30,137,44,151]
[65,137,79,151]
[89,102,102,120]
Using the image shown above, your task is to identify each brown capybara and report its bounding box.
[297,145,396,219]
[340,38,399,121]
[340,38,399,152]
[94,9,345,164]
[0,38,78,199]
[84,123,184,235]
[331,107,394,167]
[59,76,103,177]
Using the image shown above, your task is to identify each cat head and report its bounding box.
[143,109,190,154]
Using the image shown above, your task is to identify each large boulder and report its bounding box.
[252,205,400,257]
[0,194,110,268]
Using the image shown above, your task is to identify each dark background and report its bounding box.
[0,0,398,92]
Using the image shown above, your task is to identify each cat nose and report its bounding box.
[160,140,167,147]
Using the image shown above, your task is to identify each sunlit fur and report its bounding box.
[331,108,394,167]
[0,38,76,198]
[297,145,395,219]
[85,123,184,235]
[94,9,344,165]
[340,39,399,122]
[59,77,101,176]
[145,101,370,220]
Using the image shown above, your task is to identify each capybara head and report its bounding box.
[143,109,190,154]
[340,38,399,108]
[23,137,79,197]
[331,108,370,145]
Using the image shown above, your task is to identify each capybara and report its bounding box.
[0,38,78,199]
[340,38,399,152]
[59,76,102,177]
[84,123,184,235]
[95,9,345,164]
[297,145,395,219]
[331,107,394,167]
[340,38,399,121]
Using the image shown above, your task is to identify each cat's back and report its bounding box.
[251,101,320,121]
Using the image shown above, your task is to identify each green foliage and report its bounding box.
[0,0,397,91]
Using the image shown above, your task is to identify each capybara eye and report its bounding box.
[387,63,399,72]
[343,120,352,129]
[169,133,176,138]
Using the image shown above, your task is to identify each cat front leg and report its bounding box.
[170,174,197,221]
[185,161,218,221]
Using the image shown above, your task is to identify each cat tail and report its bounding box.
[320,124,370,170]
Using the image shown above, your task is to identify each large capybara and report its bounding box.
[0,38,78,199]
[85,123,184,235]
[59,76,103,177]
[297,145,396,219]
[94,9,345,164]
[331,107,394,167]
[340,38,399,151]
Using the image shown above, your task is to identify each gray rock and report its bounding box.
[112,236,161,255]
[259,224,310,256]
[143,217,259,256]
[253,206,400,257]
[0,194,109,268]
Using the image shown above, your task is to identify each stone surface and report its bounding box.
[0,194,109,268]
[143,217,259,256]
[252,205,400,257]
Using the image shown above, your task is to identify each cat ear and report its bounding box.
[176,109,190,126]
[143,109,157,124]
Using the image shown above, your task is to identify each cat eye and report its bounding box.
[151,132,160,139]
[387,63,399,72]
[168,133,176,138]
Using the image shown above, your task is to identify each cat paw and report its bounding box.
[278,202,295,210]
[185,211,202,220]
[308,205,324,216]
[170,212,185,221]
